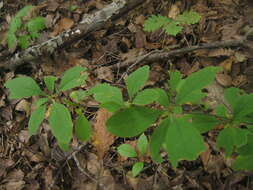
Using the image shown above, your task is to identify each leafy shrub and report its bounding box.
[144,11,201,36]
[7,5,46,50]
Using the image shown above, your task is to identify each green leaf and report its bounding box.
[5,76,43,99]
[215,104,228,118]
[75,114,91,142]
[107,106,161,137]
[233,95,253,121]
[176,11,201,25]
[224,87,243,109]
[150,118,170,163]
[217,127,249,156]
[188,114,220,133]
[165,117,205,168]
[16,5,33,18]
[164,21,183,36]
[233,155,253,171]
[176,66,221,105]
[137,134,148,156]
[59,66,87,91]
[154,88,169,107]
[34,98,49,108]
[132,162,144,177]
[90,83,124,112]
[125,66,150,99]
[49,103,73,151]
[70,90,89,103]
[8,17,22,33]
[169,70,182,92]
[144,15,171,32]
[7,32,17,50]
[133,89,159,105]
[18,35,31,49]
[28,105,46,136]
[44,76,57,92]
[117,144,137,158]
[237,135,253,156]
[26,17,46,39]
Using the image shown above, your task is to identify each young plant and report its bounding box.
[7,5,46,50]
[144,11,201,36]
[117,134,148,177]
[4,66,92,151]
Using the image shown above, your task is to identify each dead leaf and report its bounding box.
[208,48,234,57]
[18,130,30,143]
[135,28,146,48]
[50,17,74,37]
[168,4,180,19]
[216,73,232,87]
[92,109,114,159]
[15,99,31,116]
[86,153,101,175]
[96,67,114,82]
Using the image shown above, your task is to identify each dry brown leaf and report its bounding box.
[92,108,114,159]
[15,99,31,117]
[168,4,180,19]
[216,73,232,87]
[208,48,234,57]
[219,58,234,72]
[96,67,114,82]
[86,153,101,176]
[50,17,74,37]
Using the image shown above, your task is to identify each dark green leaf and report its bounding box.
[233,155,253,171]
[133,89,159,105]
[237,135,253,156]
[75,115,91,141]
[117,144,137,157]
[28,105,46,136]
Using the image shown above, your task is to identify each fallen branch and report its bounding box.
[0,0,146,70]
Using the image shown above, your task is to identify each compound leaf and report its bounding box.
[7,32,18,50]
[164,21,183,36]
[144,15,171,32]
[176,11,201,25]
[49,103,73,151]
[132,162,144,177]
[18,35,30,49]
[107,106,161,137]
[117,144,137,158]
[59,66,87,91]
[5,76,43,99]
[137,134,148,156]
[125,66,150,99]
[133,89,159,105]
[26,17,46,39]
[165,117,205,168]
[16,5,33,18]
[75,114,91,142]
[28,105,46,136]
[217,127,249,156]
[44,76,57,92]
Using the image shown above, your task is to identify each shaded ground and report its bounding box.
[1,0,253,189]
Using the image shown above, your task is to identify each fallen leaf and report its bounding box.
[216,73,232,87]
[50,17,74,37]
[15,99,31,117]
[96,67,114,82]
[86,153,101,175]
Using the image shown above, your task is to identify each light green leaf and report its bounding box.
[59,66,87,91]
[7,32,18,50]
[107,106,161,137]
[28,105,46,136]
[133,89,159,105]
[5,76,43,99]
[188,114,220,133]
[117,144,137,158]
[100,102,124,113]
[176,66,221,105]
[44,76,57,92]
[164,21,183,36]
[75,114,91,141]
[70,90,89,103]
[165,117,205,168]
[137,134,148,156]
[132,162,144,177]
[16,5,33,18]
[217,127,249,156]
[26,17,46,39]
[8,17,22,33]
[34,98,49,108]
[154,88,169,107]
[144,15,171,32]
[169,70,182,92]
[150,118,170,163]
[18,35,31,49]
[49,103,73,151]
[176,11,201,25]
[125,66,150,99]
[233,155,253,171]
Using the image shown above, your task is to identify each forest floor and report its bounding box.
[1,0,253,189]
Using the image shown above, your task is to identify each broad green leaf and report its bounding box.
[164,21,183,36]
[75,115,91,141]
[188,114,220,133]
[5,77,43,99]
[133,89,159,105]
[59,66,87,91]
[26,17,46,39]
[176,66,221,105]
[137,134,148,156]
[150,118,170,163]
[34,98,49,108]
[233,94,253,121]
[154,88,169,107]
[176,11,201,25]
[90,83,124,112]
[165,117,205,168]
[49,103,73,151]
[107,106,161,137]
[117,144,137,158]
[233,155,253,171]
[224,87,243,109]
[215,104,228,118]
[16,5,33,18]
[18,35,30,49]
[217,127,249,156]
[70,90,89,103]
[7,32,17,50]
[169,70,182,92]
[28,105,46,136]
[44,76,57,92]
[132,162,144,177]
[125,66,150,99]
[172,106,183,114]
[144,15,171,32]
[237,135,253,156]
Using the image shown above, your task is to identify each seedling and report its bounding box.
[7,5,46,50]
[4,66,92,151]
